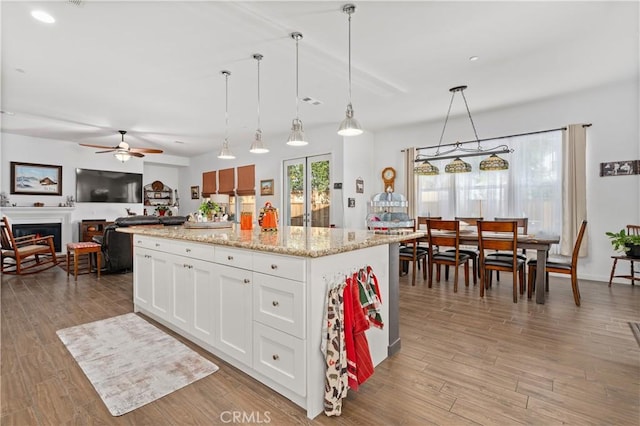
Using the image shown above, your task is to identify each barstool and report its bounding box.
[66,242,101,281]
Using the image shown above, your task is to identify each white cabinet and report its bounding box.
[253,273,305,338]
[192,259,217,345]
[133,248,153,310]
[149,250,172,322]
[213,264,253,366]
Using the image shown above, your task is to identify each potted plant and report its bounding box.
[155,205,170,217]
[605,228,640,258]
[199,200,220,220]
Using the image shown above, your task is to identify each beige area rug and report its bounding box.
[57,313,219,416]
[629,322,640,347]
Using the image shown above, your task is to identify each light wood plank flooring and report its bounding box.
[2,265,638,425]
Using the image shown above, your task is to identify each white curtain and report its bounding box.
[404,147,416,219]
[561,124,588,256]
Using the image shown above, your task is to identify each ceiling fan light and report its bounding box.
[338,104,363,136]
[414,161,439,175]
[249,129,269,153]
[114,151,131,162]
[217,139,235,159]
[479,153,509,171]
[287,118,308,146]
[445,157,472,173]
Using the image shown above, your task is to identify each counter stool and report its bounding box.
[66,242,101,281]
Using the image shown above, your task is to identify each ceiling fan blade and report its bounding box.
[130,152,145,158]
[129,148,164,154]
[95,149,117,153]
[80,143,118,149]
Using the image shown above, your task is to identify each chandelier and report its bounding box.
[414,85,511,175]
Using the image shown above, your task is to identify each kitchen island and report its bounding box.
[118,225,422,419]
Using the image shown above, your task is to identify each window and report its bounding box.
[416,131,562,252]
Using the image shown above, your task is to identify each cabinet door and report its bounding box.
[133,248,153,310]
[150,250,172,321]
[167,254,195,333]
[214,264,253,366]
[192,258,216,345]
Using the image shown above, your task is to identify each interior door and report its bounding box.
[283,154,331,227]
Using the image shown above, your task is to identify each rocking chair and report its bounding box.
[1,216,58,274]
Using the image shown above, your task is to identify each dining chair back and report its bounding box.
[488,217,529,281]
[399,219,428,286]
[477,220,526,303]
[448,216,484,282]
[527,220,587,306]
[426,220,471,292]
[1,216,58,275]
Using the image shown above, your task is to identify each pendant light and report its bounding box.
[337,4,363,136]
[218,70,235,159]
[287,32,308,146]
[414,161,439,175]
[249,54,268,154]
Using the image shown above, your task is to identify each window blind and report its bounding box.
[218,168,235,195]
[236,165,255,196]
[202,171,216,197]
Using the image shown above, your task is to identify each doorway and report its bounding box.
[283,154,331,227]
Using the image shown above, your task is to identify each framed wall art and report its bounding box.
[191,186,200,199]
[10,162,62,195]
[599,160,639,177]
[260,179,274,196]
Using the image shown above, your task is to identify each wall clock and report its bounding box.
[381,167,396,192]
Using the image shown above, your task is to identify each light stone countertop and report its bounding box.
[117,225,425,258]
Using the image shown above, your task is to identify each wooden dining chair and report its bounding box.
[1,216,58,275]
[477,220,526,303]
[426,219,471,292]
[608,224,640,286]
[443,216,482,283]
[527,220,587,306]
[399,219,428,286]
[487,217,529,282]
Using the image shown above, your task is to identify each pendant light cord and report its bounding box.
[460,89,481,148]
[436,91,455,155]
[225,72,229,142]
[257,56,261,130]
[295,36,300,120]
[347,11,352,104]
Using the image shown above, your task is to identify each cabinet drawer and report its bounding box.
[163,239,215,262]
[215,247,253,270]
[133,235,158,249]
[253,252,305,281]
[253,322,305,396]
[253,273,305,338]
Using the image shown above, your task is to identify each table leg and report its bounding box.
[608,258,618,287]
[97,251,101,279]
[66,249,70,278]
[535,248,548,304]
[74,250,79,281]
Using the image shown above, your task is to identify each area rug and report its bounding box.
[629,322,640,347]
[56,313,219,416]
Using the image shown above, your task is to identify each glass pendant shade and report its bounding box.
[249,129,268,153]
[479,153,509,171]
[414,161,439,175]
[217,139,235,159]
[287,118,308,146]
[114,152,131,162]
[445,157,472,173]
[338,103,363,136]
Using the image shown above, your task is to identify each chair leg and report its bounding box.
[571,273,580,306]
[436,264,441,282]
[445,265,449,281]
[527,265,535,299]
[464,262,470,287]
[427,260,433,288]
[519,268,525,295]
[496,270,500,282]
[472,258,477,284]
[453,264,459,293]
[422,258,427,280]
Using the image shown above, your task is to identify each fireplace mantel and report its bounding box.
[1,207,75,253]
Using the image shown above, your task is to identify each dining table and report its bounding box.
[418,230,560,304]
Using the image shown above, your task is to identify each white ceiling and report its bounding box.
[2,1,638,157]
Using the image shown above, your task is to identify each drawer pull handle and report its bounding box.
[272,354,279,361]
[185,248,191,253]
[243,278,250,284]
[155,243,160,247]
[272,300,279,307]
[137,240,142,244]
[270,264,278,270]
[183,263,189,268]
[228,255,234,261]
[145,254,151,259]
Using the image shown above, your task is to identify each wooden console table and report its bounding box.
[79,220,113,242]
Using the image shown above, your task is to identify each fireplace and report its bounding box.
[12,223,62,253]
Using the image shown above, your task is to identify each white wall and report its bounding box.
[374,78,640,283]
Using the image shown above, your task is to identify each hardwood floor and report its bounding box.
[2,265,638,425]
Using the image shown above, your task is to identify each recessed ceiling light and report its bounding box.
[31,10,55,24]
[469,56,479,62]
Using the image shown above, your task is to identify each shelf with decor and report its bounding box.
[143,180,173,208]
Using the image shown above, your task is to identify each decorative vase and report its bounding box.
[626,243,640,259]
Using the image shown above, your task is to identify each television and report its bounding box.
[75,168,143,203]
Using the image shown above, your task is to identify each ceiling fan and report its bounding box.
[80,130,163,162]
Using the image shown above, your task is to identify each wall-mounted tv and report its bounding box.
[76,168,143,203]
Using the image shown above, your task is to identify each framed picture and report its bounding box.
[260,179,274,196]
[10,162,62,195]
[348,198,356,208]
[600,160,639,177]
[191,185,200,199]
[356,178,364,194]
